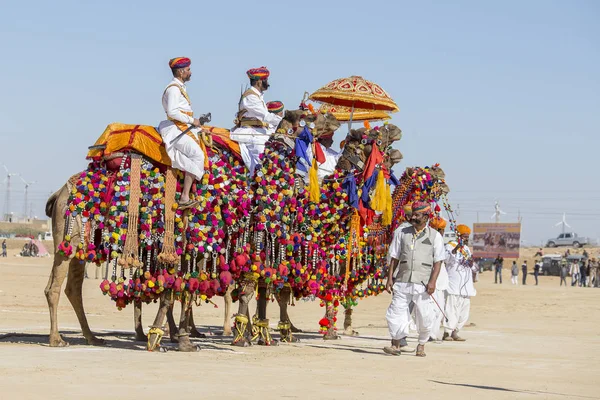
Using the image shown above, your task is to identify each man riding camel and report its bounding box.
[230,67,283,175]
[158,57,207,209]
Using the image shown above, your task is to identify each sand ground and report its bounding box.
[0,247,599,400]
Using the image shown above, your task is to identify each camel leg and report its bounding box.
[323,303,340,341]
[44,255,70,347]
[343,306,359,336]
[231,282,254,347]
[222,284,233,336]
[256,286,276,346]
[167,303,179,343]
[147,294,173,351]
[277,287,299,342]
[177,295,199,352]
[64,258,105,346]
[134,300,146,341]
[188,306,206,338]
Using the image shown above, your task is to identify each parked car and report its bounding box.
[541,254,562,276]
[546,232,589,248]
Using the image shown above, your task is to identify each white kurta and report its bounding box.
[158,78,205,180]
[385,226,446,345]
[297,145,342,183]
[443,242,476,334]
[429,261,449,340]
[230,87,282,175]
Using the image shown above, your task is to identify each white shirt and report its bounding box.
[230,87,283,145]
[298,145,342,182]
[444,242,477,297]
[162,78,194,125]
[387,225,446,294]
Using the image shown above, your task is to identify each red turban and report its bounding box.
[169,57,191,69]
[318,131,334,140]
[266,101,284,114]
[412,201,431,214]
[247,66,270,80]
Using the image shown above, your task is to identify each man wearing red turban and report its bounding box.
[384,201,445,357]
[158,57,205,208]
[230,67,283,175]
[442,224,476,342]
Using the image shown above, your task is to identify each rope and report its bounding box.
[157,168,179,265]
[122,154,142,268]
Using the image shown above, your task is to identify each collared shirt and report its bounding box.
[387,225,445,294]
[230,87,283,144]
[444,242,476,297]
[162,78,194,125]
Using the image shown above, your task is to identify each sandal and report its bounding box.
[178,199,199,210]
[416,344,426,357]
[383,346,402,356]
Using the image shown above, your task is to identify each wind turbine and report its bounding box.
[555,213,571,234]
[491,200,507,223]
[3,165,19,221]
[19,176,36,219]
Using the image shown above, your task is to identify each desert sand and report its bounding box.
[0,242,599,400]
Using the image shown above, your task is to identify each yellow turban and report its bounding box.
[457,224,471,235]
[430,216,447,230]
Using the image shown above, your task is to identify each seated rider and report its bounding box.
[230,67,283,175]
[297,131,342,183]
[158,57,206,209]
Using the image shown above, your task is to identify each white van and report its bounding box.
[443,231,456,244]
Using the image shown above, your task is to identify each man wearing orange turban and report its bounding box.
[230,67,283,175]
[428,216,449,342]
[384,201,445,357]
[158,57,205,208]
[443,224,476,342]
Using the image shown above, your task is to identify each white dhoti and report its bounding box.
[386,282,435,345]
[428,289,447,340]
[158,121,205,180]
[443,293,470,334]
[238,142,265,177]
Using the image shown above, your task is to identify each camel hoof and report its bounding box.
[231,339,251,347]
[86,336,106,346]
[135,333,147,342]
[290,326,303,333]
[178,342,200,352]
[222,330,233,337]
[323,334,340,341]
[189,330,206,339]
[343,329,359,337]
[170,336,179,344]
[158,346,168,353]
[49,335,69,347]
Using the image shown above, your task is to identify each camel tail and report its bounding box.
[45,191,60,218]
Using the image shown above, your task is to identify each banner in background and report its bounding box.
[472,223,521,258]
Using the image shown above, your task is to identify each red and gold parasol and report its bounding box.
[309,75,399,113]
[317,104,391,122]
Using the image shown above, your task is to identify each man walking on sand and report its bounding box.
[522,260,528,285]
[383,201,445,357]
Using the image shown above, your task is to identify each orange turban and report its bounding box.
[457,224,471,235]
[430,216,447,230]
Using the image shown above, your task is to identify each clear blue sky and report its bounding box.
[0,0,598,245]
